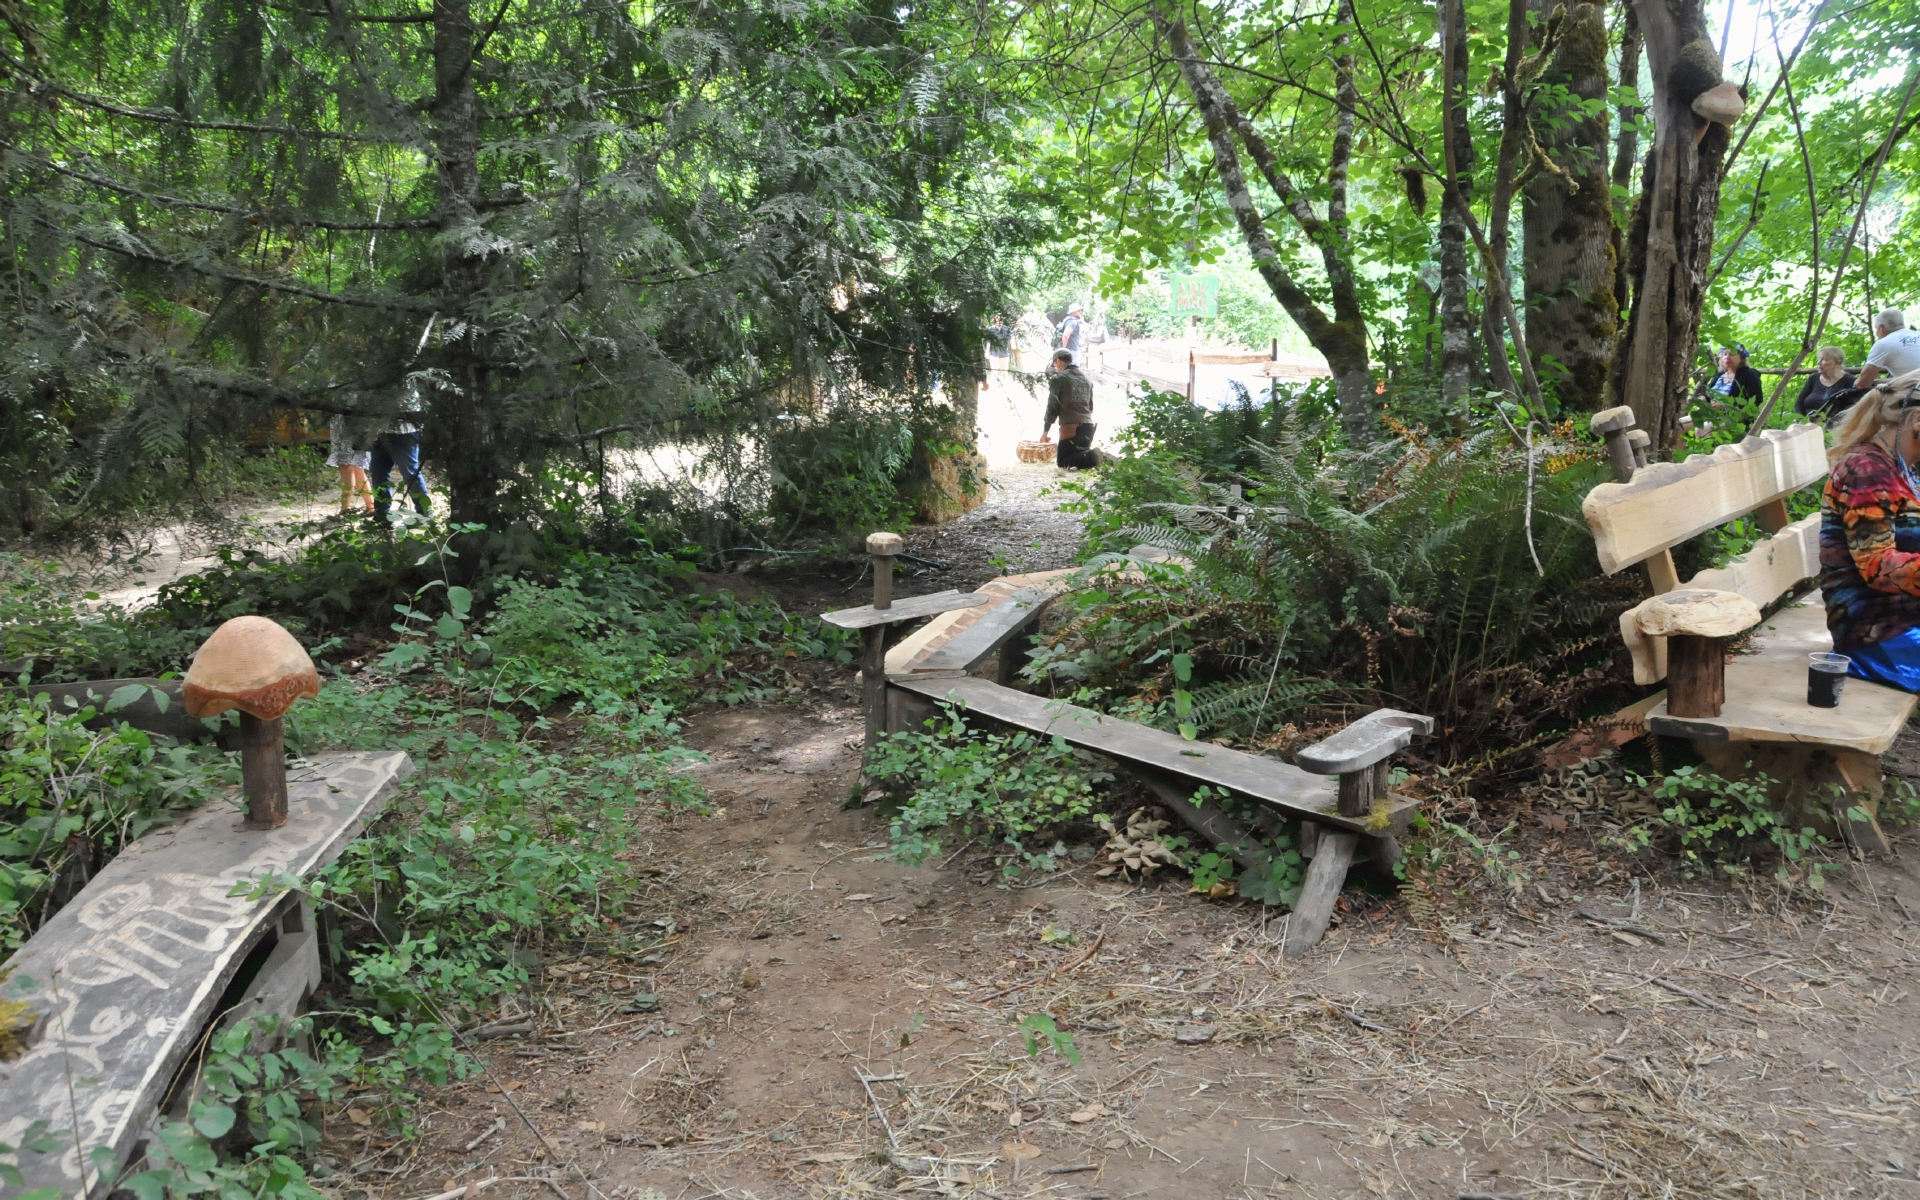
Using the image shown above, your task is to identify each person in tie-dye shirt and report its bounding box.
[1820,369,1920,690]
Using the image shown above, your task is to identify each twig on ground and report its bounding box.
[972,928,1105,1003]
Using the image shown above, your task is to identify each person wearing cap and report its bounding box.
[1042,348,1101,469]
[1708,345,1763,402]
[1057,304,1086,358]
[1855,308,1920,392]
[986,315,1012,371]
[1818,369,1920,690]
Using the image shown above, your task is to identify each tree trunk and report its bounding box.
[1614,0,1728,450]
[1481,0,1530,399]
[1437,0,1475,412]
[1522,0,1618,411]
[1151,8,1374,443]
[1611,0,1643,316]
[432,0,498,528]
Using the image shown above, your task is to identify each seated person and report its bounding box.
[1854,307,1920,391]
[1794,346,1858,419]
[1708,344,1763,401]
[1042,349,1102,469]
[1820,370,1920,691]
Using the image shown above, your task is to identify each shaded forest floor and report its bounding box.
[315,466,1920,1200]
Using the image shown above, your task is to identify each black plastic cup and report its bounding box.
[1808,652,1850,708]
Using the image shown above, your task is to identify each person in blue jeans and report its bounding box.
[371,381,431,518]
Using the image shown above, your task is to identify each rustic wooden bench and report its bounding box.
[1582,409,1917,851]
[0,750,411,1198]
[824,535,1430,956]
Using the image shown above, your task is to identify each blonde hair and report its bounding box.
[1830,371,1920,465]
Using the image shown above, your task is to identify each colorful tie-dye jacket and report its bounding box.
[1820,441,1920,651]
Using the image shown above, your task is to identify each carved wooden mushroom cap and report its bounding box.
[866,531,904,556]
[1634,589,1761,639]
[1590,405,1636,435]
[182,616,321,720]
[1691,82,1745,124]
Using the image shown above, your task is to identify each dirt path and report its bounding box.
[66,494,338,609]
[352,698,1920,1200]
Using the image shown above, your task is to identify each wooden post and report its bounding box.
[1627,429,1652,468]
[239,712,289,830]
[1665,634,1726,717]
[862,532,903,756]
[1285,832,1356,959]
[1754,496,1791,534]
[1336,767,1377,818]
[1187,348,1196,404]
[1590,406,1680,594]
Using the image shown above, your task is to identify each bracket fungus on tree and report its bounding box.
[183,616,322,829]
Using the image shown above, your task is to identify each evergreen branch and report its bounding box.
[15,74,395,143]
[4,146,440,230]
[63,227,436,311]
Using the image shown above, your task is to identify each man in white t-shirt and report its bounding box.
[1855,308,1920,391]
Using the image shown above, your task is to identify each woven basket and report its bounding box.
[1016,439,1054,464]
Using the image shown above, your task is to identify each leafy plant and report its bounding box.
[1019,1013,1080,1067]
[0,689,230,956]
[868,704,1111,876]
[1639,767,1837,886]
[1040,416,1635,760]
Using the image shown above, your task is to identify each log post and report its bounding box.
[862,532,903,755]
[1591,406,1680,594]
[1635,588,1760,719]
[1626,429,1652,469]
[180,616,321,831]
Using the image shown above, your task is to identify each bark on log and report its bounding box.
[1613,0,1729,450]
[1522,0,1619,411]
[1665,634,1725,718]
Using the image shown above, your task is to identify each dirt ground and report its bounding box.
[304,469,1920,1200]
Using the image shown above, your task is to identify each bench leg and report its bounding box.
[861,626,887,761]
[886,686,937,736]
[1284,832,1356,958]
[996,628,1036,686]
[1834,750,1894,857]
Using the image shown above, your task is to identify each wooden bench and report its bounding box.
[825,535,1430,957]
[1582,410,1918,850]
[0,750,411,1198]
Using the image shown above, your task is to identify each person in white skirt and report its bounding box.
[327,413,374,514]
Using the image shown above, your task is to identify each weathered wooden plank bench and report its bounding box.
[1582,409,1917,851]
[0,750,412,1199]
[825,535,1430,957]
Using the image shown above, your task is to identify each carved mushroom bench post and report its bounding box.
[0,616,412,1200]
[1287,709,1435,958]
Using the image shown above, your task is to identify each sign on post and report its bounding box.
[1168,274,1220,319]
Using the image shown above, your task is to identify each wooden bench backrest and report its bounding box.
[1582,424,1827,575]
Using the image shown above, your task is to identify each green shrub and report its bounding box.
[869,705,1111,875]
[0,554,206,681]
[1038,421,1636,758]
[1641,766,1838,886]
[0,688,231,954]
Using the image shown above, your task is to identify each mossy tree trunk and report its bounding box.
[1522,0,1619,411]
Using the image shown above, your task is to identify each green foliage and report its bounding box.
[1639,767,1837,886]
[0,555,205,682]
[0,689,230,954]
[1019,1012,1080,1067]
[767,404,918,538]
[1040,417,1632,758]
[867,704,1111,875]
